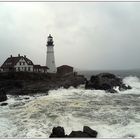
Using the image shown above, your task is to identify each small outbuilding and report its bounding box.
[33,65,49,73]
[57,65,73,76]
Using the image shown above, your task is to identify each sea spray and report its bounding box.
[0,76,140,138]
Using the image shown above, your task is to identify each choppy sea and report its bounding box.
[0,70,140,138]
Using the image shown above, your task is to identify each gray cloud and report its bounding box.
[0,2,140,70]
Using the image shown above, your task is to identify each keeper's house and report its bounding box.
[0,54,48,73]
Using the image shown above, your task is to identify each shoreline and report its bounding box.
[0,72,86,95]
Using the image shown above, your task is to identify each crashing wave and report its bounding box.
[0,76,140,138]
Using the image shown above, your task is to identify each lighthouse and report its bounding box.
[46,34,56,73]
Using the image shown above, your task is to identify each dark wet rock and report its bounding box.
[0,88,7,102]
[0,72,86,95]
[119,84,132,91]
[124,134,135,138]
[68,131,89,137]
[49,126,65,138]
[85,73,132,93]
[83,126,97,137]
[106,88,117,93]
[24,97,30,100]
[49,126,98,138]
[0,102,8,106]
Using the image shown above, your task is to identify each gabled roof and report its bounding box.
[1,56,34,68]
[24,57,34,65]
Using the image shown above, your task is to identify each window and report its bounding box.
[24,67,26,71]
[23,62,25,65]
[20,62,21,65]
[28,67,30,71]
[18,67,20,71]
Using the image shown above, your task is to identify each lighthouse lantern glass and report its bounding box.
[48,37,52,42]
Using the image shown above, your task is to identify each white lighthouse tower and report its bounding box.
[46,34,56,73]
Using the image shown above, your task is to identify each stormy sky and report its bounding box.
[0,2,140,70]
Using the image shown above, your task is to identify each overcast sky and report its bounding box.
[0,2,140,70]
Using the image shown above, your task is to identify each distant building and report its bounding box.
[57,65,73,76]
[1,54,34,72]
[33,65,48,73]
[1,54,48,73]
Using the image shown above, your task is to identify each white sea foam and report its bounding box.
[121,76,140,95]
[123,76,140,89]
[0,76,140,138]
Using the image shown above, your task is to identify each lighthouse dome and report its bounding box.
[48,34,53,38]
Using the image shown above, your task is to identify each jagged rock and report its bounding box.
[83,126,97,137]
[49,126,65,138]
[1,102,8,106]
[124,134,135,138]
[0,88,7,102]
[106,88,117,93]
[85,73,132,93]
[49,126,98,138]
[68,131,90,137]
[24,97,30,100]
[119,84,132,91]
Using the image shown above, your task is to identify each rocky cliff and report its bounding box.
[0,72,86,95]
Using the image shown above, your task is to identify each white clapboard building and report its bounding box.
[0,54,48,73]
[1,54,34,72]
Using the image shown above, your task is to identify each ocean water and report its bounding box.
[78,69,140,80]
[0,72,140,138]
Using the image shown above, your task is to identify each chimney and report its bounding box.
[10,55,12,58]
[24,55,26,58]
[18,54,20,57]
